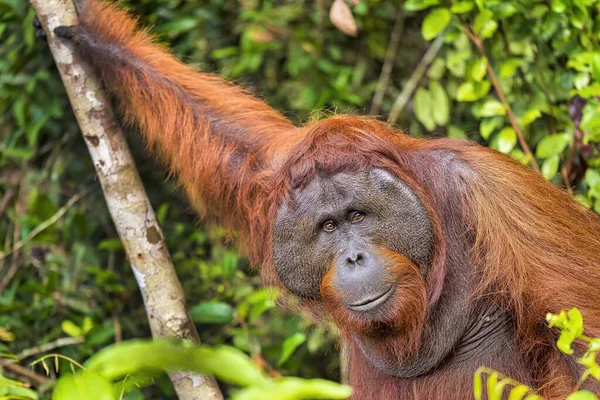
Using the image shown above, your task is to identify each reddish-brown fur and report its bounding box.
[69,2,600,398]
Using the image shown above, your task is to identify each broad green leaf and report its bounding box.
[478,99,506,117]
[450,1,473,14]
[499,58,523,78]
[566,391,600,400]
[473,10,498,39]
[190,301,234,324]
[520,109,541,126]
[62,320,83,338]
[551,0,567,13]
[456,81,491,102]
[278,333,306,366]
[202,346,267,387]
[535,134,569,158]
[233,377,353,400]
[414,87,436,131]
[541,155,560,180]
[574,72,591,90]
[494,127,517,154]
[430,81,450,126]
[427,58,446,80]
[480,117,504,140]
[422,8,452,41]
[53,372,115,400]
[447,125,467,139]
[404,0,439,11]
[468,57,488,82]
[585,168,600,188]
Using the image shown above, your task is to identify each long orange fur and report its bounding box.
[65,2,600,398]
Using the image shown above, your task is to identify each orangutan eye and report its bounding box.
[351,211,364,223]
[322,220,337,232]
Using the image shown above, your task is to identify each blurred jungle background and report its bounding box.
[1,0,599,398]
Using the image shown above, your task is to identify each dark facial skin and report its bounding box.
[272,169,433,311]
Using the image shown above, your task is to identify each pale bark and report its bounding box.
[28,1,223,398]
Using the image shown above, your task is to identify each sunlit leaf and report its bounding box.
[450,2,473,14]
[493,127,517,154]
[508,385,533,400]
[52,372,114,400]
[566,390,600,400]
[404,0,439,12]
[414,87,436,131]
[541,154,560,180]
[535,134,570,158]
[422,8,452,40]
[456,81,491,102]
[278,333,306,366]
[474,9,498,39]
[430,81,450,126]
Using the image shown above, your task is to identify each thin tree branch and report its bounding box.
[463,24,541,174]
[0,358,50,387]
[16,337,85,360]
[370,7,405,115]
[387,35,444,124]
[0,188,91,266]
[29,1,223,399]
[0,189,15,218]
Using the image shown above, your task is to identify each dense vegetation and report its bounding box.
[1,0,599,398]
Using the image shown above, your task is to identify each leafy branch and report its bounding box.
[462,23,541,174]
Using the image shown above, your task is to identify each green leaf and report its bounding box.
[404,0,439,12]
[278,333,306,366]
[473,371,483,400]
[499,58,523,78]
[488,374,507,400]
[62,320,83,338]
[422,8,452,41]
[541,154,560,180]
[478,99,506,117]
[456,81,491,102]
[233,377,353,400]
[494,127,517,154]
[566,391,600,400]
[551,0,567,13]
[520,109,542,126]
[468,57,488,82]
[574,73,591,90]
[53,372,115,400]
[430,81,450,126]
[473,10,498,39]
[508,385,532,400]
[585,169,600,188]
[535,134,570,158]
[592,54,600,83]
[480,117,504,140]
[156,18,198,35]
[447,125,467,139]
[414,87,436,131]
[190,301,234,324]
[450,2,474,14]
[427,58,446,80]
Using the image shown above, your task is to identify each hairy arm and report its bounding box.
[55,0,299,239]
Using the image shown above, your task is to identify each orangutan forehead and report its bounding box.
[285,169,410,213]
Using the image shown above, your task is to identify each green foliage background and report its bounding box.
[0,0,599,398]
